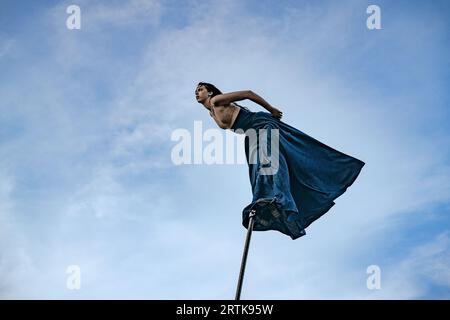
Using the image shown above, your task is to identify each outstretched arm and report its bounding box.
[211,90,283,119]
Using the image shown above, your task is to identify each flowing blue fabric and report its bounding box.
[230,106,365,240]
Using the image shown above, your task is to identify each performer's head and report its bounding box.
[195,82,221,104]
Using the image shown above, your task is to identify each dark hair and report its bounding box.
[197,82,222,97]
[196,82,250,111]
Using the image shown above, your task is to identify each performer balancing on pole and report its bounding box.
[195,82,365,240]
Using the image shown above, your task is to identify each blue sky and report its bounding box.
[0,0,449,299]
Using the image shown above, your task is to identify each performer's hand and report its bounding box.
[270,107,283,120]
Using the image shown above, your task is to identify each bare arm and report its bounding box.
[211,90,283,119]
[210,90,253,106]
[247,91,274,112]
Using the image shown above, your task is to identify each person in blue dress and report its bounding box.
[195,82,365,239]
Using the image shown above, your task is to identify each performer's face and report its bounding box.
[195,85,210,103]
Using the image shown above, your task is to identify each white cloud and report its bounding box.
[0,170,35,299]
[409,233,450,287]
[363,232,450,299]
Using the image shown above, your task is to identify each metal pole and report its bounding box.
[235,209,256,300]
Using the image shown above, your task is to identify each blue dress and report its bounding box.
[230,106,365,240]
